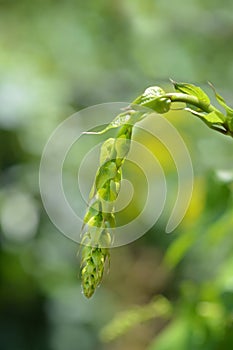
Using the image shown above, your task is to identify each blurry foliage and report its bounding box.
[100,296,172,342]
[0,0,233,350]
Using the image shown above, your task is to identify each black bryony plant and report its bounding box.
[79,80,233,298]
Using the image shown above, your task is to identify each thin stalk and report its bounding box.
[165,92,221,115]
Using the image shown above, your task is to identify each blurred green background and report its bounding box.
[0,1,233,349]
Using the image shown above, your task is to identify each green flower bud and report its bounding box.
[83,200,100,224]
[87,213,103,227]
[115,137,131,159]
[100,138,116,165]
[81,246,109,298]
[95,161,117,190]
[142,86,165,99]
[148,96,171,113]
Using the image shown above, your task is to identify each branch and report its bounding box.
[79,80,233,298]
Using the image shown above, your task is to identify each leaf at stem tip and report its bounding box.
[185,108,225,126]
[203,111,226,125]
[208,81,233,117]
[83,112,134,135]
[83,101,151,137]
[171,79,210,105]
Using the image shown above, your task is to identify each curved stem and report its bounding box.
[165,92,233,137]
[165,92,221,116]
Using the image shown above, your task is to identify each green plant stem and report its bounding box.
[166,93,221,116]
[164,92,233,137]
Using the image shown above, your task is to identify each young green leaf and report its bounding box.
[83,111,140,135]
[209,82,233,117]
[203,111,226,125]
[82,112,131,135]
[185,108,225,126]
[171,80,210,105]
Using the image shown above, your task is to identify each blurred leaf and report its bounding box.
[148,319,189,350]
[164,231,197,268]
[100,296,172,342]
